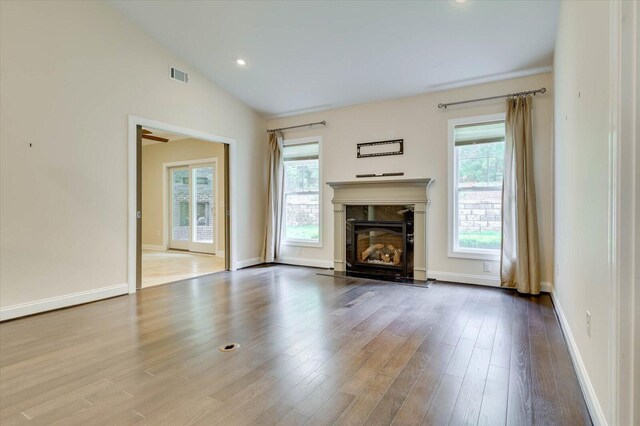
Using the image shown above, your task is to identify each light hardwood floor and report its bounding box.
[0,265,590,425]
[142,249,225,287]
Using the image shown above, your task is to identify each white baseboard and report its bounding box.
[276,256,333,269]
[144,244,226,258]
[142,244,165,251]
[550,290,607,425]
[236,257,262,269]
[428,270,501,287]
[0,284,129,321]
[428,270,552,293]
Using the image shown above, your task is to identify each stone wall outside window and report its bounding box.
[457,190,501,233]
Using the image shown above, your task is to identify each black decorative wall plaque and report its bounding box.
[357,139,404,158]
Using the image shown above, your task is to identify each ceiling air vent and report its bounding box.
[169,67,188,84]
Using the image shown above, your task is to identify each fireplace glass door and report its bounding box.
[351,221,407,277]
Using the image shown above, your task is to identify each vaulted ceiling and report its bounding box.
[109,0,559,117]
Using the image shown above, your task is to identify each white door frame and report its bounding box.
[164,158,220,254]
[128,115,238,294]
[608,1,637,424]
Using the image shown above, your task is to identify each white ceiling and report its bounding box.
[109,0,559,117]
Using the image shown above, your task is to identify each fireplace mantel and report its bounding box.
[327,178,434,281]
[327,177,433,187]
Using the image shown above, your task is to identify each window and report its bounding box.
[196,202,210,226]
[282,138,321,246]
[448,114,505,260]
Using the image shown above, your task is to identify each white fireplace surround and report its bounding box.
[327,178,435,281]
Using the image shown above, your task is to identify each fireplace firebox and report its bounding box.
[345,204,415,280]
[350,221,408,277]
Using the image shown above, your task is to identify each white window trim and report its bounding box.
[447,113,505,261]
[281,136,323,248]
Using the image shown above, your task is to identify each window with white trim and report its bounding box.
[449,114,505,260]
[282,139,321,246]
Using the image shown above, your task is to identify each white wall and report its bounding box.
[553,1,628,424]
[141,138,226,252]
[0,1,266,316]
[267,73,554,286]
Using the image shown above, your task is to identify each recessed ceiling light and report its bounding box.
[455,0,466,3]
[236,58,246,66]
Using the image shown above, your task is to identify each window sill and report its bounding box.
[448,249,500,261]
[282,240,323,249]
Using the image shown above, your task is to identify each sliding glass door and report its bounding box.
[169,163,216,254]
[191,165,215,252]
[170,167,190,250]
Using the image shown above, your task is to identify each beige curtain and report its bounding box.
[501,96,540,295]
[261,132,284,263]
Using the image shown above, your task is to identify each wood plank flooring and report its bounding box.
[0,265,591,425]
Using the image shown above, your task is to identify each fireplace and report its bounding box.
[328,178,434,281]
[350,220,408,277]
[345,205,414,279]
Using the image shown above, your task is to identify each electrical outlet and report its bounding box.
[483,262,491,273]
[586,311,591,337]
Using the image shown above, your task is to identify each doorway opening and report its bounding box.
[137,126,230,288]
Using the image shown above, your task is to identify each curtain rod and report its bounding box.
[438,87,546,109]
[267,120,326,133]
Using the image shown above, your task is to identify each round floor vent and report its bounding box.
[219,343,239,352]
